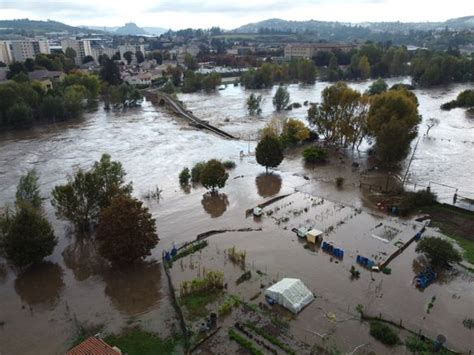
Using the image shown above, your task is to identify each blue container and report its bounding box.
[165,251,171,261]
[356,255,362,263]
[340,250,344,258]
[171,247,177,256]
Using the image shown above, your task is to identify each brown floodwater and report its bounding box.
[0,79,473,354]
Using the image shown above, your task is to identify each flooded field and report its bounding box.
[0,79,473,354]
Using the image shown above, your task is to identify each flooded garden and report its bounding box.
[0,78,473,354]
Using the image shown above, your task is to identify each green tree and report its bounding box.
[16,169,42,209]
[367,78,388,96]
[200,159,229,192]
[96,195,158,265]
[100,58,122,85]
[179,167,191,185]
[7,102,33,128]
[202,73,221,92]
[247,93,263,115]
[367,89,421,165]
[123,51,134,65]
[51,154,132,230]
[3,204,57,267]
[65,47,77,62]
[256,135,284,173]
[82,55,94,64]
[40,95,66,121]
[135,51,145,64]
[415,237,462,267]
[109,84,143,108]
[184,53,198,70]
[63,85,86,119]
[160,80,176,94]
[273,86,290,112]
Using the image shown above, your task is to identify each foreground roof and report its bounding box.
[67,337,121,355]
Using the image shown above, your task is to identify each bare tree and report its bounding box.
[425,118,439,136]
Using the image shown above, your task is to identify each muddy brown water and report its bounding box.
[0,79,473,354]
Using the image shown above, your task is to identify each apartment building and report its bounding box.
[284,43,357,59]
[118,44,145,63]
[61,39,93,65]
[0,41,13,65]
[91,47,117,61]
[10,40,50,62]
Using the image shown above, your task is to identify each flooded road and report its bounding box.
[0,79,473,354]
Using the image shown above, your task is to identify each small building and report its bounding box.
[67,336,121,355]
[265,278,314,314]
[306,229,324,244]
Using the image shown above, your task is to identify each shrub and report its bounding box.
[303,146,328,163]
[179,167,190,185]
[222,160,236,169]
[369,321,400,346]
[228,246,246,268]
[400,189,437,212]
[228,329,263,355]
[415,236,462,267]
[191,162,205,183]
[218,295,241,317]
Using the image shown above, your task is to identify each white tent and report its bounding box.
[265,278,314,314]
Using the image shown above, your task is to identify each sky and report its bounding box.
[1,0,472,30]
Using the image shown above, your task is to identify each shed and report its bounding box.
[67,337,121,355]
[265,278,314,314]
[306,229,324,244]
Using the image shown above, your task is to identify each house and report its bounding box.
[284,42,358,59]
[28,70,65,90]
[67,336,121,355]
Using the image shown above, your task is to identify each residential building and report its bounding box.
[0,41,13,65]
[10,40,50,62]
[118,44,145,63]
[28,70,65,90]
[284,43,357,59]
[91,47,117,61]
[61,39,93,64]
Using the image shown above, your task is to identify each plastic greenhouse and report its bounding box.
[265,278,314,314]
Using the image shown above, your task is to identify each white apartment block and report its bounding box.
[118,44,145,63]
[91,47,117,61]
[10,40,50,62]
[61,39,93,65]
[0,41,13,65]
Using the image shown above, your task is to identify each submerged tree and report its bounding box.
[256,135,284,173]
[200,159,229,192]
[415,237,462,268]
[15,169,42,210]
[3,204,57,268]
[96,195,158,265]
[367,88,421,165]
[51,154,132,231]
[273,86,290,112]
[246,93,263,115]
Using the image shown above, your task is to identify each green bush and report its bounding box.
[222,160,236,169]
[303,146,328,163]
[179,167,190,185]
[335,176,345,187]
[400,189,437,211]
[191,162,205,183]
[218,295,240,317]
[369,321,400,346]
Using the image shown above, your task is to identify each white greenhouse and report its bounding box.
[265,278,314,314]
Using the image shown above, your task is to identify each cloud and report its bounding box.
[1,1,116,19]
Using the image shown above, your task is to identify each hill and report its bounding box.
[234,16,474,34]
[115,22,148,36]
[0,19,99,35]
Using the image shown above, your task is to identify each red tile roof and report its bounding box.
[67,337,121,355]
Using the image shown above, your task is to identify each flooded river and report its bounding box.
[0,79,473,354]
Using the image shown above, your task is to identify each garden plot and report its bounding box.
[259,192,424,266]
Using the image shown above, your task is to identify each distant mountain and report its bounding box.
[115,22,148,35]
[81,24,167,36]
[0,19,99,35]
[234,16,474,34]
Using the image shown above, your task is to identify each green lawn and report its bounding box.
[180,290,222,319]
[105,330,181,355]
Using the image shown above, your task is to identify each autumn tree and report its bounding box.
[96,195,158,265]
[367,88,421,165]
[256,135,284,173]
[307,82,369,148]
[200,159,229,192]
[281,118,310,146]
[3,204,57,267]
[273,86,290,112]
[358,55,371,79]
